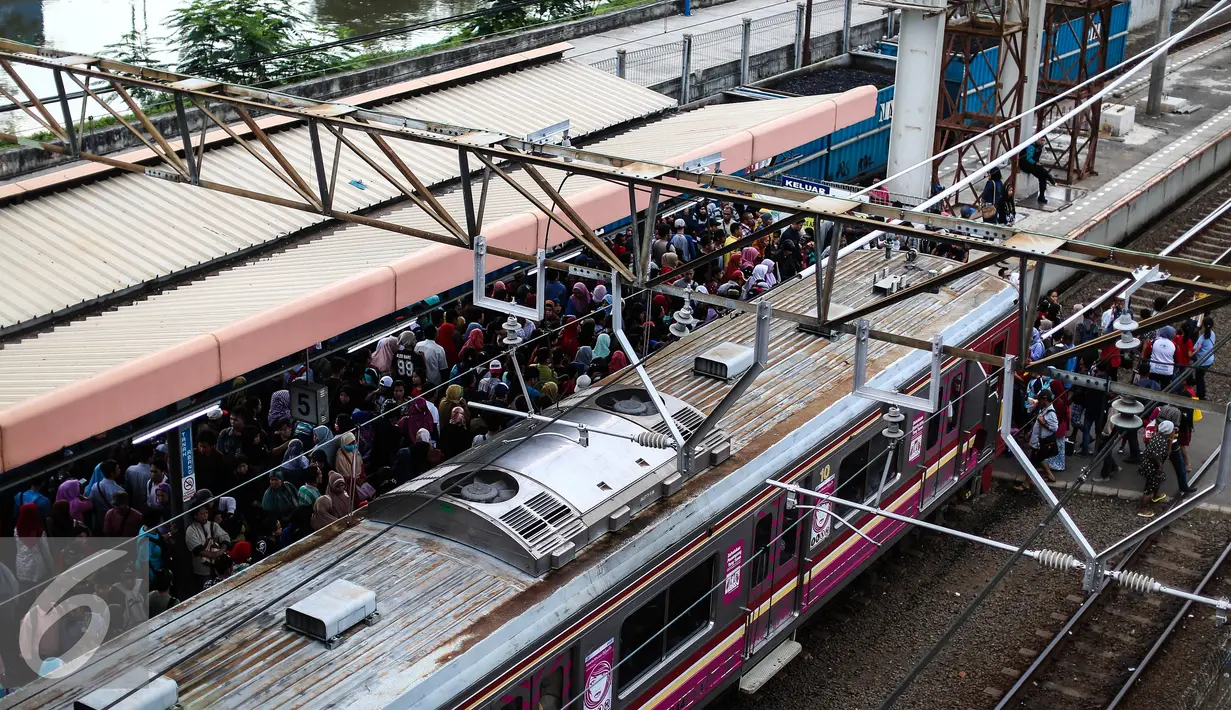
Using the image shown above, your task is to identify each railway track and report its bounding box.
[992,453,1229,710]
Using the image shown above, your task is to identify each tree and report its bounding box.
[105,7,165,104]
[464,0,592,38]
[167,0,340,86]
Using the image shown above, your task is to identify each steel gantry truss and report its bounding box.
[8,39,1231,357]
[933,0,1030,199]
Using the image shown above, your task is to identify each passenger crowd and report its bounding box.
[6,195,911,659]
[1008,285,1217,519]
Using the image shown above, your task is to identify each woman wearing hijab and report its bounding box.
[280,439,309,485]
[56,479,93,524]
[739,246,761,273]
[225,376,249,413]
[334,431,364,482]
[540,382,559,407]
[461,327,486,357]
[397,329,417,354]
[609,350,629,372]
[566,282,591,318]
[262,471,298,523]
[438,384,469,424]
[436,321,460,367]
[593,333,612,359]
[1138,419,1175,518]
[593,285,612,316]
[439,407,472,459]
[1044,379,1069,474]
[574,346,594,371]
[268,390,291,427]
[368,336,399,376]
[399,397,437,444]
[760,259,778,289]
[742,264,771,299]
[15,503,53,593]
[312,494,340,530]
[327,471,354,518]
[1029,328,1045,361]
[312,425,339,462]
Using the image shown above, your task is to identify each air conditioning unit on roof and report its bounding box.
[286,579,378,648]
[694,342,754,381]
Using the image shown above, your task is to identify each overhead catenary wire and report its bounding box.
[8,282,655,708]
[855,3,1231,203]
[877,322,1231,709]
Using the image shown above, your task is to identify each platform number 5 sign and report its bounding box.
[290,382,329,426]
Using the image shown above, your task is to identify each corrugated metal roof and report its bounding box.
[0,96,836,411]
[0,60,674,330]
[2,252,1010,710]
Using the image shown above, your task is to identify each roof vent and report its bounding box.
[595,387,655,416]
[694,342,754,381]
[441,469,519,504]
[75,668,178,710]
[286,580,379,649]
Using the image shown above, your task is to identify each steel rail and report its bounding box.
[993,450,1221,710]
[1105,534,1231,710]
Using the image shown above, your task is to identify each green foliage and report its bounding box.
[105,7,166,104]
[167,0,344,85]
[464,0,594,38]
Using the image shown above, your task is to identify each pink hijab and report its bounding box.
[740,247,760,269]
[369,336,399,375]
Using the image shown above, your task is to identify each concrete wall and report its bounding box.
[1039,128,1231,293]
[0,0,731,180]
[649,17,888,102]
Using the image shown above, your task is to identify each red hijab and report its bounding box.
[610,350,629,371]
[16,502,42,541]
[557,318,581,359]
[437,322,460,366]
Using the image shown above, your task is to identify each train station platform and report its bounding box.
[988,30,1231,510]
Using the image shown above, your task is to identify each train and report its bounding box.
[13,247,1021,710]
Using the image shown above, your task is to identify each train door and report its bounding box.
[744,490,799,654]
[934,365,967,494]
[982,333,1009,445]
[532,652,571,710]
[920,378,947,504]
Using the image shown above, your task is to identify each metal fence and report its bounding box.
[592,0,853,103]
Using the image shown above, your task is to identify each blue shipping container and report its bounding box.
[772,84,895,185]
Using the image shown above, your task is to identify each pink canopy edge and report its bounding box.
[0,85,876,472]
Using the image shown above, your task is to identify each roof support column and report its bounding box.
[1018,0,1048,138]
[886,1,946,199]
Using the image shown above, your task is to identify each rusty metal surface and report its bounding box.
[0,254,1010,710]
[632,249,1008,451]
[4,522,532,710]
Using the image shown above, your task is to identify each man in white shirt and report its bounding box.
[415,324,448,386]
[1100,297,1125,334]
[1149,325,1177,388]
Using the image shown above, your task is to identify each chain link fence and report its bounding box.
[590,0,852,102]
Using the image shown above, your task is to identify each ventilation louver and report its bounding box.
[652,407,706,438]
[499,491,585,554]
[286,580,378,648]
[694,342,754,381]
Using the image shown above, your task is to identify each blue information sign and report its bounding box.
[178,425,196,503]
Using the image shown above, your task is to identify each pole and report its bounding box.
[616,48,627,79]
[1147,0,1172,116]
[740,18,753,85]
[803,0,815,65]
[680,34,693,105]
[795,3,807,69]
[842,0,853,54]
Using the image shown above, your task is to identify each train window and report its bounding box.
[779,501,800,565]
[993,339,1006,357]
[498,698,524,710]
[836,440,869,517]
[617,556,716,693]
[926,385,946,449]
[538,668,563,710]
[751,514,773,584]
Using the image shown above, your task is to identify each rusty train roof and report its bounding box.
[3,250,1014,710]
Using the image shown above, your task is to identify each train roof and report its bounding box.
[6,250,1015,710]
